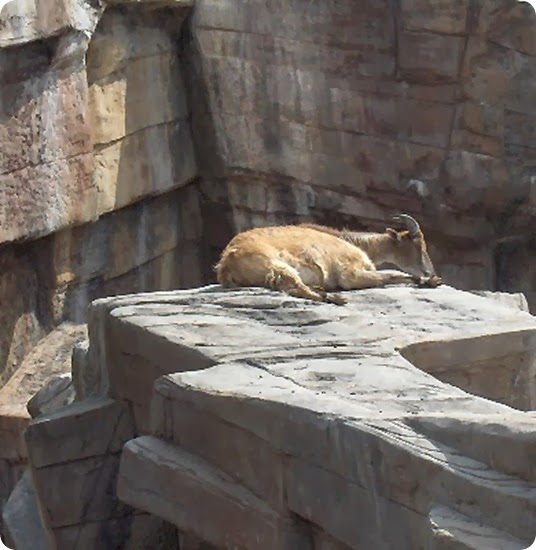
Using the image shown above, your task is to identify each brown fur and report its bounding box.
[215,220,439,305]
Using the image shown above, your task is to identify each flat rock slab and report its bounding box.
[94,285,536,548]
[118,436,309,550]
[96,284,536,418]
[0,323,87,464]
[2,470,50,550]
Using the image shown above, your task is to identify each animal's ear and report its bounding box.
[386,228,401,241]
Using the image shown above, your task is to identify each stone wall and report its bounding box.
[0,0,196,244]
[0,0,200,540]
[1,0,536,544]
[0,0,199,383]
[0,183,202,382]
[87,7,197,216]
[14,285,536,550]
[1,0,535,382]
[184,0,536,307]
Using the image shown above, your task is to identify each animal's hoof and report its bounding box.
[326,293,347,306]
[311,285,328,297]
[417,275,443,288]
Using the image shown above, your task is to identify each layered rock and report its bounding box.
[1,0,536,545]
[0,0,199,540]
[0,0,199,383]
[184,0,536,307]
[1,0,536,395]
[23,397,179,549]
[17,285,536,549]
[0,323,87,542]
[0,0,195,244]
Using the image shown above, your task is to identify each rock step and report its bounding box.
[2,470,50,550]
[368,420,536,542]
[407,413,536,482]
[117,436,309,550]
[429,506,529,550]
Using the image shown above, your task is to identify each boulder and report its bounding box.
[2,470,50,550]
[26,374,75,419]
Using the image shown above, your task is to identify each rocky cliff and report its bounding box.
[5,285,536,549]
[1,0,535,379]
[1,0,536,547]
[187,0,536,309]
[1,0,536,383]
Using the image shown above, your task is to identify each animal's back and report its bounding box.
[215,225,372,288]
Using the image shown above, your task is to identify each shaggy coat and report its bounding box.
[216,216,440,305]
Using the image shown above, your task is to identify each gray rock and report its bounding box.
[27,374,75,419]
[71,340,91,401]
[469,290,530,313]
[118,436,309,550]
[2,470,50,550]
[89,285,536,549]
[15,285,536,549]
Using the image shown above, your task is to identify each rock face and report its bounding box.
[0,0,200,383]
[0,0,195,243]
[17,285,536,549]
[0,323,87,543]
[184,0,536,307]
[1,0,536,388]
[1,0,536,545]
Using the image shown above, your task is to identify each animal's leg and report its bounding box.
[310,285,347,305]
[266,263,346,305]
[339,270,418,290]
[417,274,443,287]
[303,252,330,288]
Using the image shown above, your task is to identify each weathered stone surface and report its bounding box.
[0,246,45,388]
[53,513,180,550]
[0,61,97,243]
[152,361,536,543]
[496,237,536,318]
[87,8,197,215]
[400,0,468,34]
[178,533,218,550]
[20,391,174,549]
[0,2,195,247]
[71,340,90,400]
[0,0,200,450]
[118,436,309,550]
[26,373,75,419]
[401,329,536,410]
[184,0,536,311]
[469,290,529,312]
[429,506,527,550]
[25,398,135,468]
[0,0,103,49]
[0,322,88,528]
[398,31,464,84]
[5,285,533,549]
[0,324,86,421]
[32,453,129,528]
[407,413,536,483]
[24,397,137,544]
[2,470,50,550]
[0,182,203,395]
[86,287,227,427]
[33,184,203,324]
[151,387,286,511]
[84,285,536,548]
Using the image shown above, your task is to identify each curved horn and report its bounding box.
[392,214,421,237]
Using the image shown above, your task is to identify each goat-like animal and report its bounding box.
[215,214,441,305]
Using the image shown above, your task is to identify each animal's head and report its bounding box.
[385,214,436,278]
